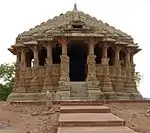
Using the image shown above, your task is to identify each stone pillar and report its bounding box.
[29,46,40,93]
[33,46,39,67]
[101,43,115,99]
[12,51,21,93]
[86,39,97,82]
[115,47,121,67]
[20,48,26,68]
[43,43,53,92]
[130,53,134,65]
[15,51,21,69]
[125,51,131,68]
[124,49,136,93]
[114,46,124,94]
[46,44,52,65]
[59,40,69,82]
[86,39,103,100]
[55,38,70,100]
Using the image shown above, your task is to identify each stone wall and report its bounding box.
[13,65,60,93]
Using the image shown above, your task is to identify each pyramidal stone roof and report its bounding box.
[16,4,133,43]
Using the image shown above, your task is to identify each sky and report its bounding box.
[0,0,150,98]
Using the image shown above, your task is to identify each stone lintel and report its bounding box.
[23,40,38,45]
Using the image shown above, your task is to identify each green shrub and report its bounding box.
[0,84,12,101]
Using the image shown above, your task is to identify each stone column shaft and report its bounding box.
[46,44,52,65]
[89,42,94,55]
[115,47,121,67]
[103,45,107,58]
[126,52,131,67]
[21,49,26,68]
[101,44,109,65]
[33,47,39,67]
[62,44,67,55]
[43,43,53,92]
[16,52,20,63]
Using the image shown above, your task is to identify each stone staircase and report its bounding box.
[57,105,138,133]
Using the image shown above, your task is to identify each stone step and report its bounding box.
[60,106,110,113]
[57,126,138,133]
[58,113,125,127]
[69,97,90,100]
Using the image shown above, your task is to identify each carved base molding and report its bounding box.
[116,92,142,100]
[29,77,44,93]
[14,79,26,93]
[55,81,71,100]
[43,76,53,92]
[86,81,104,100]
[113,78,124,92]
[7,91,142,103]
[101,76,113,92]
[124,78,137,93]
[103,92,117,99]
[7,92,46,102]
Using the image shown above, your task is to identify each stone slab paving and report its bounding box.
[57,105,137,133]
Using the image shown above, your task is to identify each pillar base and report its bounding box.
[103,92,117,99]
[86,81,104,100]
[54,81,71,100]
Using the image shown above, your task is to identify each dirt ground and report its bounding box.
[108,103,150,133]
[0,102,150,133]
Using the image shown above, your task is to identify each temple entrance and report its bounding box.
[68,40,88,81]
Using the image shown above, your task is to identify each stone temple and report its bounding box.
[8,5,142,101]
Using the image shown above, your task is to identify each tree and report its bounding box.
[135,72,142,90]
[0,63,15,101]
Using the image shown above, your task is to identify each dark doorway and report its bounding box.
[68,41,88,81]
[38,47,47,66]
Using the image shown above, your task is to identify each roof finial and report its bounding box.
[73,3,77,11]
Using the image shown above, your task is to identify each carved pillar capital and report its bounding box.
[58,37,68,45]
[58,37,68,55]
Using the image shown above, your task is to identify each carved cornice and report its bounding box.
[102,37,116,42]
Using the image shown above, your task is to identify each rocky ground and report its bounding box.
[108,103,150,133]
[0,102,150,133]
